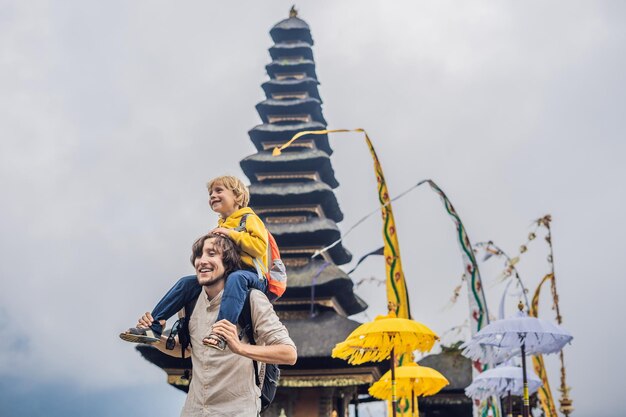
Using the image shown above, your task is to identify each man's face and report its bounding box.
[194,238,226,287]
[209,182,239,217]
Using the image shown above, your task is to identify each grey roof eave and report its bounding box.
[257,97,321,107]
[263,77,319,87]
[418,351,473,390]
[267,59,315,67]
[271,40,312,49]
[241,148,330,164]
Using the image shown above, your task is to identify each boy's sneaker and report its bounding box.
[119,327,160,344]
[203,333,227,351]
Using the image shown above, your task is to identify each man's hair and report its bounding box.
[206,175,250,209]
[190,233,242,278]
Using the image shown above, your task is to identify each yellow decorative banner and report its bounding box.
[530,273,559,417]
[273,129,411,319]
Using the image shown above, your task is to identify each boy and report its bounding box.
[120,175,268,350]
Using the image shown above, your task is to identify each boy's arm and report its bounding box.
[226,214,268,258]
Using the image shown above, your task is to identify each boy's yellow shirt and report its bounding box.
[219,207,268,270]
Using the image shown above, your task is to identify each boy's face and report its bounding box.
[209,182,239,217]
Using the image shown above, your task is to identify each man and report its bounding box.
[137,233,297,416]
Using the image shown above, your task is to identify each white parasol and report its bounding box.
[463,304,572,417]
[466,364,542,399]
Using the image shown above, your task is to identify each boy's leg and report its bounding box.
[216,269,267,324]
[120,275,201,344]
[205,270,267,350]
[150,275,202,334]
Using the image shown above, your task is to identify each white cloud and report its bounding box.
[0,1,623,416]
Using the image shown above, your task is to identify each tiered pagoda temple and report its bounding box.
[239,7,383,416]
[137,8,474,417]
[139,8,383,417]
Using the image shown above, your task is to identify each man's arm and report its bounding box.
[211,320,297,365]
[211,290,297,365]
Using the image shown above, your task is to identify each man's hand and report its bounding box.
[210,319,245,354]
[210,227,232,237]
[137,312,154,328]
[136,312,165,330]
[209,319,297,365]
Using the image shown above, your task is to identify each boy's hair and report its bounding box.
[190,233,242,278]
[206,176,250,209]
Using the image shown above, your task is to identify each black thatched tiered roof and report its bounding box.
[241,149,339,188]
[256,97,326,125]
[278,260,367,316]
[269,42,314,61]
[262,77,321,101]
[266,60,318,80]
[248,122,331,154]
[269,16,313,45]
[417,349,474,417]
[249,182,344,223]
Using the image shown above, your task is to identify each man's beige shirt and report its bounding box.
[180,289,295,417]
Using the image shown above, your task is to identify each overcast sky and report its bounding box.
[1,1,624,416]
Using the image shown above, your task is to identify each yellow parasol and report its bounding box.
[332,313,439,417]
[369,362,449,417]
[332,313,438,364]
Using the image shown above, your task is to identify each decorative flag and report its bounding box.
[348,246,384,275]
[274,131,499,417]
[530,273,559,417]
[421,180,499,417]
[273,128,411,319]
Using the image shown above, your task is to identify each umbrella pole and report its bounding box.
[507,390,512,417]
[411,387,415,417]
[391,347,397,417]
[521,343,530,417]
[415,396,420,417]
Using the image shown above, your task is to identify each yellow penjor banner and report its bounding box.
[530,273,559,417]
[273,129,411,319]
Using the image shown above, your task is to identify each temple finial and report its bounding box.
[289,5,298,18]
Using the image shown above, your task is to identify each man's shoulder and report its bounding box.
[247,289,277,326]
[247,289,293,348]
[249,289,271,306]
